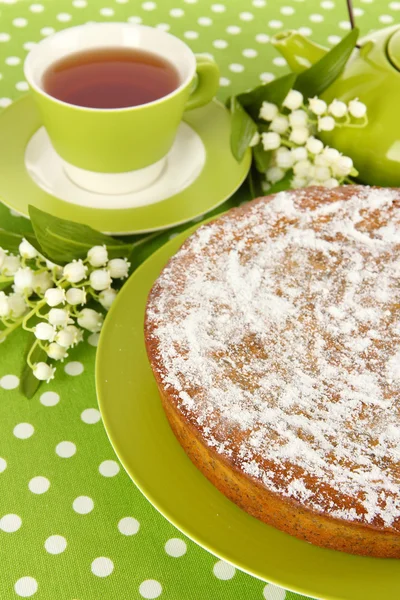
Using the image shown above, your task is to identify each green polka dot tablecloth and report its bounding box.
[0,0,398,599]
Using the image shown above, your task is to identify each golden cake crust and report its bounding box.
[145,186,400,558]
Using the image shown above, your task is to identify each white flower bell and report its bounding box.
[63,260,87,284]
[87,245,109,267]
[99,288,117,310]
[77,308,104,333]
[66,288,86,305]
[8,293,27,318]
[46,342,68,361]
[333,156,353,177]
[2,255,20,277]
[34,322,56,341]
[266,167,285,184]
[107,258,130,279]
[259,101,278,122]
[283,89,303,110]
[289,126,309,145]
[291,147,308,162]
[323,177,340,188]
[48,308,71,328]
[90,269,112,291]
[0,291,10,318]
[322,147,341,164]
[56,326,79,348]
[276,147,294,169]
[318,116,335,132]
[314,166,331,182]
[291,176,307,188]
[270,115,289,134]
[348,98,367,118]
[33,362,56,382]
[13,267,34,294]
[33,271,53,295]
[19,238,38,259]
[45,288,66,307]
[288,109,308,127]
[306,137,324,155]
[293,160,312,177]
[261,132,281,151]
[328,100,347,118]
[309,97,327,115]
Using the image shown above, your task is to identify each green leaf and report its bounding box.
[237,73,297,121]
[253,144,273,173]
[0,281,12,292]
[247,165,264,199]
[229,96,258,162]
[0,229,37,255]
[294,28,359,98]
[20,335,47,399]
[28,205,134,265]
[266,171,293,195]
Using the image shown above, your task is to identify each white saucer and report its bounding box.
[25,122,206,210]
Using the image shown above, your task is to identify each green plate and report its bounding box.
[0,95,251,235]
[96,225,400,600]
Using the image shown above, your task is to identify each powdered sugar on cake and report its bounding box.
[147,186,400,531]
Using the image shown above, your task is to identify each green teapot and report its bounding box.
[272,26,400,187]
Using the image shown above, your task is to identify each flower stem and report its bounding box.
[27,338,40,370]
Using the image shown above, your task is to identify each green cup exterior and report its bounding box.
[30,55,219,174]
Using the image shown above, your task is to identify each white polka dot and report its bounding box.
[226,25,241,34]
[56,441,76,458]
[13,18,28,27]
[0,98,11,108]
[260,72,275,82]
[0,514,22,532]
[73,495,94,514]
[184,0,197,3]
[73,0,87,6]
[281,5,295,14]
[23,42,37,51]
[213,39,228,49]
[29,3,44,12]
[219,77,230,86]
[14,577,38,597]
[57,12,72,21]
[213,560,236,580]
[321,0,335,7]
[263,584,287,600]
[155,23,169,30]
[0,457,7,473]
[100,7,114,16]
[229,63,244,73]
[242,48,257,58]
[211,4,225,12]
[339,20,351,30]
[40,391,60,406]
[269,20,283,28]
[170,8,184,17]
[44,535,67,554]
[13,423,34,439]
[142,1,156,9]
[253,0,266,5]
[5,56,21,66]
[184,31,199,39]
[298,26,312,36]
[99,460,120,477]
[380,14,394,23]
[198,16,212,25]
[87,332,100,347]
[0,33,11,42]
[28,476,50,494]
[81,408,101,424]
[328,35,341,45]
[200,52,214,60]
[165,538,187,557]
[91,557,114,577]
[310,13,324,22]
[41,27,55,36]
[353,7,364,16]
[128,16,143,24]
[273,57,287,67]
[139,580,162,599]
[115,0,129,3]
[64,361,84,376]
[118,517,140,535]
[1,374,19,388]
[255,33,270,43]
[239,11,254,21]
[390,1,400,8]
[16,81,29,91]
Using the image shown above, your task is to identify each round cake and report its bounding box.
[145,185,400,558]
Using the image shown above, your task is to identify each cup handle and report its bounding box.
[184,54,220,111]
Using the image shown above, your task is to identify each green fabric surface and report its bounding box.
[0,0,397,599]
